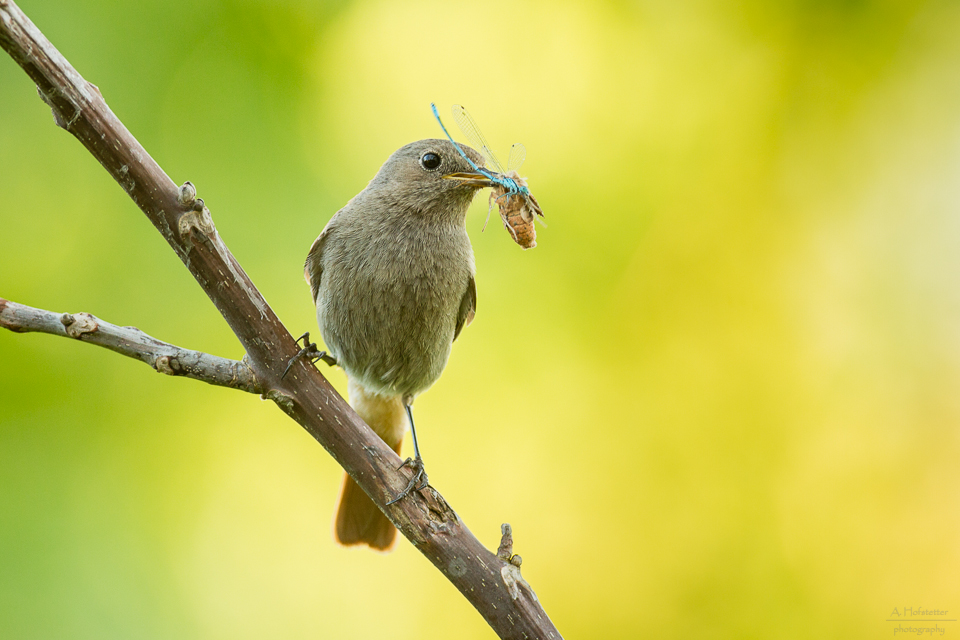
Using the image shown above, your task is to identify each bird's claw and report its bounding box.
[386,456,428,505]
[281,332,337,379]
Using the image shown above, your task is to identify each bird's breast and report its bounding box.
[316,216,473,398]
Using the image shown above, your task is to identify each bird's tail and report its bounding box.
[334,379,407,551]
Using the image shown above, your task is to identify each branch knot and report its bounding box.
[262,388,295,412]
[60,312,98,338]
[177,181,216,242]
[155,355,181,375]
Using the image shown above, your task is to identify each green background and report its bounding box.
[2,0,959,638]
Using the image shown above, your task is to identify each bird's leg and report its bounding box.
[281,332,337,379]
[387,403,428,505]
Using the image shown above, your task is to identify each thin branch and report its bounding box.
[0,2,560,639]
[0,298,262,394]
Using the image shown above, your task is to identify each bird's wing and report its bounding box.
[454,276,477,342]
[304,223,333,303]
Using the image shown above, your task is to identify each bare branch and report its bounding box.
[0,298,262,394]
[0,2,561,638]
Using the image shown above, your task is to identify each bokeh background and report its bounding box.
[2,0,960,638]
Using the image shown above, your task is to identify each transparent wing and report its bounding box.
[506,143,526,172]
[451,104,505,173]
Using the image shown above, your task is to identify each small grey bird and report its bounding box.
[302,139,492,550]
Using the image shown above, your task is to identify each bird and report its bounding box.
[300,138,492,550]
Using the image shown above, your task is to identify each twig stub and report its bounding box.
[497,523,514,560]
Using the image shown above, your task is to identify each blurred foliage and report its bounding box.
[3,0,960,637]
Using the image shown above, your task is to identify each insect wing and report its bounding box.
[506,143,526,173]
[451,104,506,173]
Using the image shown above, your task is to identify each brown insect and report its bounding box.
[489,171,544,250]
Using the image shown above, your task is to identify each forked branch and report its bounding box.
[0,2,559,638]
[0,298,262,394]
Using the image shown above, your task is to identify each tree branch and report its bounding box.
[0,2,560,638]
[0,298,262,394]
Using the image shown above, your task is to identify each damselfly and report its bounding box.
[431,103,544,248]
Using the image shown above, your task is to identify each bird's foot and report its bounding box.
[386,456,429,505]
[281,332,337,379]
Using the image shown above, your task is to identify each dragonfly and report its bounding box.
[430,102,531,203]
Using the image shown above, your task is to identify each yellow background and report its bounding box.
[2,0,959,637]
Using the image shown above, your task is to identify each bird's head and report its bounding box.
[368,139,494,221]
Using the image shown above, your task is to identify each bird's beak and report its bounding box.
[442,172,495,188]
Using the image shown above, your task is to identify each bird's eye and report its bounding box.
[420,152,442,170]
